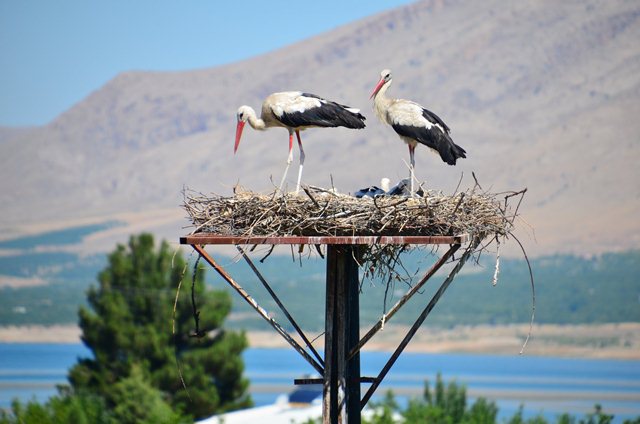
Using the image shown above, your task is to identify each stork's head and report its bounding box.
[370,69,392,99]
[234,105,252,154]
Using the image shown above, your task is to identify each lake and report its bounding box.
[1,343,639,422]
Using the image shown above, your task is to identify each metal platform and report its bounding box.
[180,234,469,246]
[181,232,475,424]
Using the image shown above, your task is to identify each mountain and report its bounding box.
[1,0,639,256]
[0,127,36,144]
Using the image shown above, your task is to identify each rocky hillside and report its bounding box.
[1,0,638,256]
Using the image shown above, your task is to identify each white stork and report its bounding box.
[370,69,466,195]
[235,91,366,194]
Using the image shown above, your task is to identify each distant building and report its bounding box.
[197,384,323,424]
[197,382,401,424]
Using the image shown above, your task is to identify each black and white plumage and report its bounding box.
[370,69,466,194]
[355,178,391,198]
[386,178,424,197]
[235,91,366,194]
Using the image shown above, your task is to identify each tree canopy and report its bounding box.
[65,233,251,421]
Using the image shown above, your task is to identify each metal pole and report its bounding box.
[345,246,361,424]
[324,245,361,424]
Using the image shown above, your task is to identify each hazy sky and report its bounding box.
[0,0,414,127]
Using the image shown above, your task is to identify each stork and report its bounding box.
[370,69,466,195]
[235,91,366,194]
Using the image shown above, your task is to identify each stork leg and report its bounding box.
[408,144,416,196]
[278,131,295,194]
[294,130,305,195]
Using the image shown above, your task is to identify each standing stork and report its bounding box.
[235,91,366,194]
[370,69,466,195]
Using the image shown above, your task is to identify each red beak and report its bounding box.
[234,121,245,154]
[370,77,385,99]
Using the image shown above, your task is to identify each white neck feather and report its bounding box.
[373,80,393,124]
[245,107,266,130]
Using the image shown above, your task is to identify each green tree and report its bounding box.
[579,405,613,424]
[68,233,251,420]
[361,373,502,424]
[402,373,472,424]
[0,390,112,424]
[465,397,499,424]
[363,390,400,424]
[110,365,182,424]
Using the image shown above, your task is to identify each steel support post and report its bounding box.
[324,245,361,424]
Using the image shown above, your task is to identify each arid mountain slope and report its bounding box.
[1,0,638,256]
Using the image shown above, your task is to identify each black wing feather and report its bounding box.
[278,93,366,129]
[421,108,450,134]
[391,119,466,165]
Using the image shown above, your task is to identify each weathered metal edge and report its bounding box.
[180,233,469,245]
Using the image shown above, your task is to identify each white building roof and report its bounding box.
[197,394,322,424]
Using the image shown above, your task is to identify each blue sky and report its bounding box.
[0,0,413,127]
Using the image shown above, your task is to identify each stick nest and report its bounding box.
[182,184,519,244]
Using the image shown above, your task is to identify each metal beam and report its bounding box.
[295,377,376,385]
[347,243,461,361]
[182,233,476,422]
[236,245,324,367]
[190,244,324,375]
[360,240,479,409]
[181,234,468,246]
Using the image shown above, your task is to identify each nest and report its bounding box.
[182,184,520,244]
[181,181,533,352]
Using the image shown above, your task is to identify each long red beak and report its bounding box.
[370,77,385,99]
[234,121,245,154]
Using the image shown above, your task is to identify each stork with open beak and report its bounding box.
[370,69,466,195]
[235,91,366,194]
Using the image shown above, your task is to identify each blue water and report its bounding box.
[1,344,639,422]
[0,344,87,406]
[0,221,122,250]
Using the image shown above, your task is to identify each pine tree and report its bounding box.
[68,233,251,421]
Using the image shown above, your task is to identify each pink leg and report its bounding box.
[408,144,416,195]
[278,131,295,193]
[295,130,305,194]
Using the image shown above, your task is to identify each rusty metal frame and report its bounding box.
[359,239,479,409]
[347,243,461,361]
[181,234,468,246]
[236,245,324,367]
[181,233,472,424]
[190,244,324,374]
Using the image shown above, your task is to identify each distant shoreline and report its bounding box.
[1,323,638,360]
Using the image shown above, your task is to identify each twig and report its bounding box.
[189,254,205,338]
[302,185,320,208]
[471,171,483,190]
[260,245,276,263]
[510,232,535,355]
[492,237,500,286]
[172,250,192,401]
[453,171,464,195]
[314,244,325,259]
